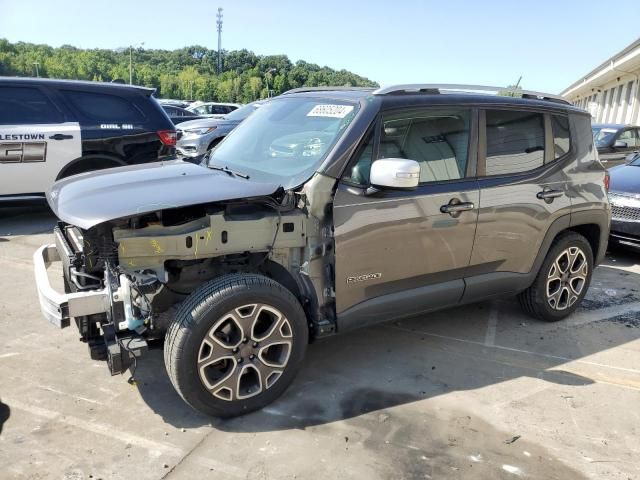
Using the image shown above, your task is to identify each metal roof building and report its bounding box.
[561,37,640,125]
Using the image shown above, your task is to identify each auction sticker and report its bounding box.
[307,104,354,118]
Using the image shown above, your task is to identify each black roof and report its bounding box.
[281,87,587,114]
[0,76,155,94]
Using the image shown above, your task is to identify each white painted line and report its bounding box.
[7,398,247,478]
[484,305,499,346]
[8,398,184,456]
[0,352,20,359]
[37,384,105,406]
[386,325,640,375]
[564,301,640,327]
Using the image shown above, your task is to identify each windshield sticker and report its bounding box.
[307,104,354,118]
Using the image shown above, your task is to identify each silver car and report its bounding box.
[176,101,267,160]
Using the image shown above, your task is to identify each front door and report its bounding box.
[333,107,479,330]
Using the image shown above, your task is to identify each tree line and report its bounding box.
[0,39,378,103]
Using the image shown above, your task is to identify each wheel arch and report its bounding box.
[56,153,127,180]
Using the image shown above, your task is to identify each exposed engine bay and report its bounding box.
[57,174,337,375]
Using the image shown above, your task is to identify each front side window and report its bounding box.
[593,127,618,147]
[63,90,145,122]
[551,115,571,159]
[0,86,63,124]
[343,108,471,185]
[208,97,358,189]
[485,110,545,175]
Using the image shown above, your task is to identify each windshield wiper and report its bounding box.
[208,164,250,179]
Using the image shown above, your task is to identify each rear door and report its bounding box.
[463,109,573,302]
[0,84,81,197]
[333,107,479,327]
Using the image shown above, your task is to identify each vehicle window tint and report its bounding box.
[384,110,470,183]
[0,86,63,124]
[212,105,228,115]
[618,129,639,148]
[485,110,545,175]
[63,90,145,122]
[551,115,571,159]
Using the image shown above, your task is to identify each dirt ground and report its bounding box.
[1,206,639,480]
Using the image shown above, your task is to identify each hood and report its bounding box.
[48,160,280,229]
[177,117,221,130]
[609,163,640,195]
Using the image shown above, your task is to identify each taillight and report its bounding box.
[157,130,177,146]
[604,171,610,192]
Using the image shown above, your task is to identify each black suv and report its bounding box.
[0,77,176,202]
[34,85,610,417]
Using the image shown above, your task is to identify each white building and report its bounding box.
[561,37,640,125]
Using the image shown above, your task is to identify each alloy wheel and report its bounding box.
[546,246,588,311]
[197,303,293,401]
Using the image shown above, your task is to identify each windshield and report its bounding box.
[223,102,262,121]
[592,127,619,148]
[630,153,640,166]
[207,97,358,188]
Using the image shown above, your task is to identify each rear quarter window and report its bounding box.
[0,86,63,124]
[61,90,146,122]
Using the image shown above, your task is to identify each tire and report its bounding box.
[519,232,594,322]
[164,273,308,417]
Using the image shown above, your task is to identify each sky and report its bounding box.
[1,0,639,94]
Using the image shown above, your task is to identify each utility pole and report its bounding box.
[216,7,223,74]
[129,42,144,85]
[33,62,40,77]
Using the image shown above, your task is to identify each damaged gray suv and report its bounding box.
[34,84,611,417]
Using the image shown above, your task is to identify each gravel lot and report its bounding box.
[1,206,639,480]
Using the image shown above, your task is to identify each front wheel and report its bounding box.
[164,274,309,417]
[519,232,594,322]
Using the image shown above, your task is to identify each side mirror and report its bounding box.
[614,140,628,149]
[370,158,420,190]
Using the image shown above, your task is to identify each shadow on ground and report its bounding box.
[0,206,57,236]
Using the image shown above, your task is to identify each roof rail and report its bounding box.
[282,86,375,95]
[372,84,570,105]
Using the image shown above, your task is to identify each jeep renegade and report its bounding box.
[34,84,611,417]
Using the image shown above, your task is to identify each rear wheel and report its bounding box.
[519,232,593,322]
[164,274,308,417]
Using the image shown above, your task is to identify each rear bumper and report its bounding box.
[33,244,109,328]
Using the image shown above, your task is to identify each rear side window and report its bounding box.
[551,115,571,159]
[485,110,545,175]
[62,90,146,122]
[0,86,63,124]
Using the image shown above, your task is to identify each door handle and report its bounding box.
[49,134,74,140]
[440,200,475,215]
[536,189,564,200]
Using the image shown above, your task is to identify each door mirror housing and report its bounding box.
[614,140,628,149]
[370,158,420,190]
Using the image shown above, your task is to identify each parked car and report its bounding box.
[592,123,640,167]
[608,152,640,248]
[161,105,204,125]
[176,100,266,160]
[156,98,191,109]
[0,77,176,202]
[34,84,610,418]
[186,102,241,118]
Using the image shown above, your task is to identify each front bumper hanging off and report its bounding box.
[33,244,109,328]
